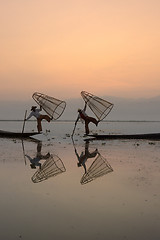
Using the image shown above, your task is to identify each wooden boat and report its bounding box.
[87,133,160,140]
[0,130,40,138]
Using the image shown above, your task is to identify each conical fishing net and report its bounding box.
[80,154,113,185]
[81,91,114,121]
[32,92,66,120]
[31,155,66,183]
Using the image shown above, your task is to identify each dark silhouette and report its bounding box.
[25,141,50,169]
[74,140,98,173]
[72,103,99,136]
[25,106,51,133]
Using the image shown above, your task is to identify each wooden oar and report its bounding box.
[21,140,27,165]
[71,122,77,138]
[71,103,87,138]
[22,110,27,133]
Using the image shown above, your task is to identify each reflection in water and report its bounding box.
[74,140,98,173]
[31,154,66,183]
[81,153,113,185]
[25,141,51,169]
[24,141,66,183]
[73,139,113,185]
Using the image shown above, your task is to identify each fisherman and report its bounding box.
[25,105,51,133]
[74,103,99,135]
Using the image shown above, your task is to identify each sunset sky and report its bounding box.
[1,0,160,101]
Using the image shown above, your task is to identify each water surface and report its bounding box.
[0,121,160,240]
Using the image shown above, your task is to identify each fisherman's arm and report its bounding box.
[25,112,33,121]
[25,154,32,161]
[83,164,87,174]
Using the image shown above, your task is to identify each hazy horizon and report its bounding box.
[0,94,160,121]
[1,0,160,102]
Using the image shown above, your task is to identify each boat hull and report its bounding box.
[87,133,160,140]
[0,130,40,138]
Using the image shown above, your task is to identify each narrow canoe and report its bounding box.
[0,130,40,138]
[87,133,160,140]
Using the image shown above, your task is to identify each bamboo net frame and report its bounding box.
[31,154,66,183]
[32,92,66,120]
[80,153,113,185]
[81,91,114,121]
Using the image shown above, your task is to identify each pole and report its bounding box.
[71,119,79,138]
[21,140,27,165]
[71,123,76,138]
[22,110,27,133]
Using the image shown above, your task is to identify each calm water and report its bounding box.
[0,121,160,240]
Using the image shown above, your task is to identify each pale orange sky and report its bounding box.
[0,0,160,100]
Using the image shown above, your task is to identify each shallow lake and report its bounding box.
[0,121,160,240]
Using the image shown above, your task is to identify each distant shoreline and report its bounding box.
[0,120,160,123]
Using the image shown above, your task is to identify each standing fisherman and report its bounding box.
[25,106,51,133]
[73,103,99,136]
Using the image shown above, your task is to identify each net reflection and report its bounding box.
[80,153,113,185]
[24,140,66,183]
[73,139,113,185]
[31,154,66,183]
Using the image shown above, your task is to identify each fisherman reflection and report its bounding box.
[25,141,50,169]
[73,139,114,185]
[74,140,98,173]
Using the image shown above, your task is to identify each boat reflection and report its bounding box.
[73,140,113,185]
[24,141,66,183]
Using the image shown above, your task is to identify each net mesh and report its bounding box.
[31,155,66,183]
[32,92,66,120]
[80,154,113,185]
[81,91,114,121]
